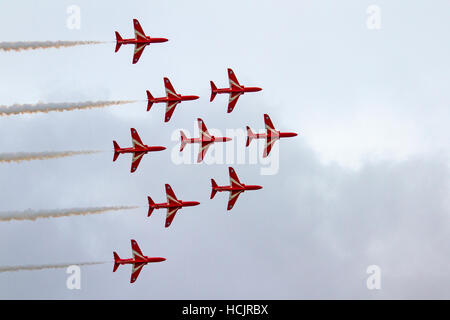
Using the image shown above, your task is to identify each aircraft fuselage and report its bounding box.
[184,136,232,144]
[213,184,263,192]
[148,95,199,103]
[150,201,200,210]
[116,145,166,154]
[116,257,166,265]
[253,131,298,139]
[118,37,168,46]
[214,86,262,94]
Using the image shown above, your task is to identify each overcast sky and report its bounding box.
[0,0,448,299]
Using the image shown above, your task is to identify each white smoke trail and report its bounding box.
[0,41,104,52]
[0,151,101,163]
[0,100,136,116]
[0,261,108,273]
[0,206,139,222]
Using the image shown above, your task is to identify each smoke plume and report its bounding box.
[0,100,136,116]
[0,151,101,163]
[0,261,107,273]
[0,41,104,52]
[0,206,139,222]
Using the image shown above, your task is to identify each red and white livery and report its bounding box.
[146,77,199,122]
[113,128,166,173]
[180,118,232,163]
[210,68,262,113]
[147,184,200,228]
[246,114,298,157]
[211,167,263,211]
[115,19,168,64]
[113,239,166,283]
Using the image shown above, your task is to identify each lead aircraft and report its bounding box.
[246,114,298,157]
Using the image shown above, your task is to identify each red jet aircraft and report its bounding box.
[246,114,298,157]
[180,118,232,163]
[146,77,199,122]
[113,128,166,173]
[211,167,263,211]
[115,19,168,64]
[147,184,200,228]
[113,239,166,283]
[210,68,262,113]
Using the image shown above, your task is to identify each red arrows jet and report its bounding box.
[113,239,166,283]
[246,114,298,157]
[210,68,262,113]
[211,167,263,211]
[180,118,232,163]
[146,77,199,122]
[115,19,168,64]
[113,128,166,173]
[147,184,200,228]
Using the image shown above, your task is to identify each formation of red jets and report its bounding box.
[112,19,298,283]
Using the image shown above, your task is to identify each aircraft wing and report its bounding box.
[133,19,147,41]
[165,207,180,228]
[165,184,180,205]
[229,167,243,188]
[164,77,180,99]
[263,114,279,157]
[130,262,145,283]
[197,141,212,163]
[228,68,242,90]
[131,239,145,260]
[227,92,243,113]
[227,190,243,211]
[132,43,146,64]
[263,136,277,157]
[197,118,211,140]
[164,100,180,122]
[131,152,145,173]
[264,114,277,135]
[131,128,145,148]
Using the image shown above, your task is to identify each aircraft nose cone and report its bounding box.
[162,38,169,42]
[256,87,263,91]
[256,186,263,190]
[193,201,200,206]
[192,95,200,100]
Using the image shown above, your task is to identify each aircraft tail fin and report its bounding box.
[113,141,120,161]
[210,179,218,199]
[180,131,188,152]
[246,126,256,147]
[114,32,123,52]
[146,90,154,111]
[147,196,155,217]
[210,81,218,102]
[113,252,120,272]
